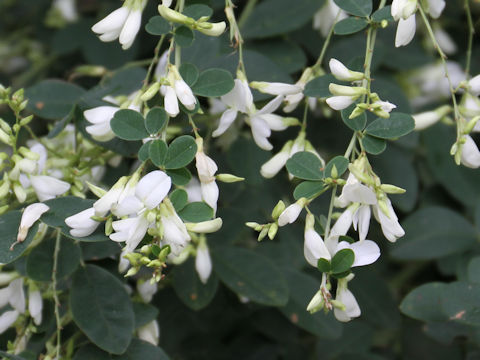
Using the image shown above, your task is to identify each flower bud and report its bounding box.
[196,21,227,37]
[329,58,364,82]
[271,200,286,220]
[329,84,367,97]
[141,82,161,102]
[250,81,301,96]
[267,222,278,240]
[158,5,190,24]
[185,218,223,233]
[306,290,324,314]
[17,203,49,243]
[413,105,451,130]
[278,198,307,227]
[380,184,406,194]
[215,173,245,183]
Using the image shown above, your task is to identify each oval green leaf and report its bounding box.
[70,265,135,354]
[365,112,415,139]
[334,17,368,35]
[145,107,167,134]
[293,181,325,200]
[333,0,372,17]
[400,282,449,322]
[179,63,199,87]
[304,74,336,98]
[164,135,197,169]
[361,134,386,155]
[149,139,168,167]
[145,16,170,35]
[286,152,324,180]
[111,109,149,141]
[391,207,477,260]
[175,26,194,47]
[192,69,235,97]
[324,156,349,178]
[331,248,355,274]
[178,202,213,222]
[212,246,289,306]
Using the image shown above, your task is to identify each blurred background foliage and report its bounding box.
[2,0,480,359]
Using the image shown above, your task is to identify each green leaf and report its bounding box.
[334,0,372,17]
[73,339,170,360]
[164,135,197,169]
[70,265,134,354]
[0,210,39,265]
[293,181,325,200]
[166,167,192,186]
[138,141,151,162]
[81,242,121,261]
[400,282,449,322]
[467,257,480,284]
[145,16,170,35]
[279,269,342,338]
[372,6,393,22]
[170,189,188,212]
[361,134,386,155]
[149,139,168,167]
[145,107,167,134]
[183,4,213,20]
[242,0,325,39]
[175,25,194,47]
[42,197,109,242]
[26,236,81,282]
[441,282,480,326]
[172,258,218,310]
[179,63,199,87]
[192,69,235,97]
[286,152,324,180]
[304,74,336,98]
[132,302,159,328]
[391,207,477,260]
[324,156,349,178]
[111,109,148,141]
[212,247,289,306]
[365,112,415,139]
[341,104,367,131]
[330,249,355,274]
[25,80,86,120]
[334,17,368,35]
[178,202,213,222]
[317,258,331,273]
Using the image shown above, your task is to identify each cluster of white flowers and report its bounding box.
[391,0,445,47]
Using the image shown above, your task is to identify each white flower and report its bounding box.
[303,214,331,267]
[163,66,197,117]
[313,0,348,37]
[30,175,70,202]
[374,100,397,113]
[372,198,405,242]
[395,14,416,47]
[110,216,150,252]
[184,178,203,202]
[469,75,480,96]
[329,59,364,82]
[17,203,49,243]
[84,106,119,142]
[135,171,172,210]
[137,279,157,303]
[5,279,25,314]
[195,240,212,284]
[460,135,480,169]
[249,81,302,96]
[185,218,223,233]
[213,76,288,150]
[260,141,293,178]
[434,27,456,55]
[336,240,381,267]
[53,0,78,22]
[334,280,361,322]
[0,310,19,334]
[138,320,160,346]
[28,289,43,326]
[391,0,417,21]
[65,207,100,237]
[326,96,356,111]
[195,140,219,213]
[91,0,147,50]
[426,0,445,18]
[278,198,307,227]
[174,79,197,110]
[93,176,128,216]
[160,209,191,256]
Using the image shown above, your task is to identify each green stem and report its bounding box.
[141,36,166,92]
[238,0,258,28]
[301,101,309,131]
[52,230,62,359]
[464,0,475,76]
[418,5,461,124]
[324,185,338,239]
[188,115,200,138]
[344,133,357,159]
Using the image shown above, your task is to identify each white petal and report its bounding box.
[250,116,272,150]
[136,171,172,209]
[304,229,331,267]
[28,290,43,325]
[119,10,142,50]
[256,95,284,115]
[259,114,288,131]
[221,79,253,113]
[212,109,237,137]
[0,310,19,334]
[137,280,157,303]
[326,96,354,110]
[260,151,290,178]
[278,203,302,227]
[334,288,360,322]
[84,106,118,125]
[164,86,179,117]
[114,195,144,217]
[469,75,480,96]
[174,79,196,110]
[343,182,377,205]
[201,181,219,214]
[17,203,49,242]
[329,208,353,239]
[461,135,480,169]
[30,176,70,202]
[395,15,416,47]
[427,0,445,18]
[138,320,160,346]
[329,58,353,81]
[9,279,25,314]
[349,240,380,266]
[92,7,129,34]
[65,207,100,237]
[355,205,371,242]
[195,244,212,284]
